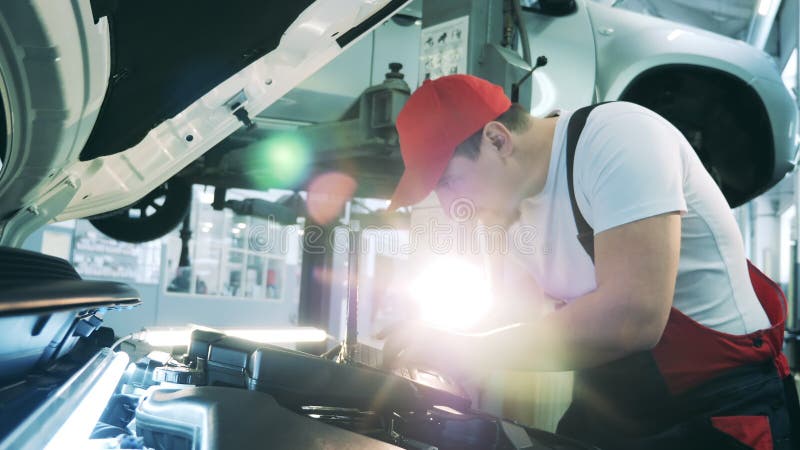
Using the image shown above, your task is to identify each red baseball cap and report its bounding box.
[389,74,511,210]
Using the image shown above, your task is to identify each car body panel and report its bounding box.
[587,2,783,94]
[523,1,598,115]
[0,0,410,241]
[587,0,798,180]
[77,1,317,162]
[749,76,799,184]
[0,0,110,218]
[52,0,409,222]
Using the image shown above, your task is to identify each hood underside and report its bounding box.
[80,0,318,161]
[0,0,410,245]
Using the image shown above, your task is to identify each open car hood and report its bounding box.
[0,0,410,246]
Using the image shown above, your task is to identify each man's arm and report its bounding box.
[392,211,681,373]
[482,245,554,326]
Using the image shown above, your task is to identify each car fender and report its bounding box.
[522,0,597,114]
[588,1,797,183]
[0,0,110,213]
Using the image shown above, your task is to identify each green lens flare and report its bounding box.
[248,133,311,188]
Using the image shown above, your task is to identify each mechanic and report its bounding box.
[383,74,800,450]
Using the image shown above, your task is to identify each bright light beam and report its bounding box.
[139,327,328,347]
[43,351,129,450]
[409,258,492,330]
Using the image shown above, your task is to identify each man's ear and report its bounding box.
[482,121,514,157]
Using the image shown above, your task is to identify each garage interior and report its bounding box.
[2,0,800,448]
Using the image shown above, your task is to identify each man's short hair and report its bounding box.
[453,103,531,160]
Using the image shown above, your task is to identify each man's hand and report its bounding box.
[377,212,681,375]
[378,321,471,376]
[379,321,437,370]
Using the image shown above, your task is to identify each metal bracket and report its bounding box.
[0,177,79,247]
[225,90,255,130]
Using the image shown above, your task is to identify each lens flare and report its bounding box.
[307,172,358,225]
[249,133,312,188]
[409,258,491,330]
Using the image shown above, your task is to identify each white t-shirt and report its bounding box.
[508,102,770,335]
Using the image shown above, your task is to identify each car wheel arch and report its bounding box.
[617,64,774,207]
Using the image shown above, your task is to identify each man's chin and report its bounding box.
[478,209,520,228]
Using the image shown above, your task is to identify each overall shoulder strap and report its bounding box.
[566,102,610,263]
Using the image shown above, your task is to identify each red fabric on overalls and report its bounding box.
[711,416,774,450]
[652,261,790,395]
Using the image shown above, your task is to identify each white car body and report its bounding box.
[589,2,797,180]
[0,0,411,246]
[524,1,796,204]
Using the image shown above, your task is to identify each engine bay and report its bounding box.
[90,329,596,450]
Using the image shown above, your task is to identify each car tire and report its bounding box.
[89,178,192,243]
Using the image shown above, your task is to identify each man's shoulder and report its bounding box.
[555,102,669,141]
[576,101,677,144]
[570,100,686,183]
[589,101,663,124]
